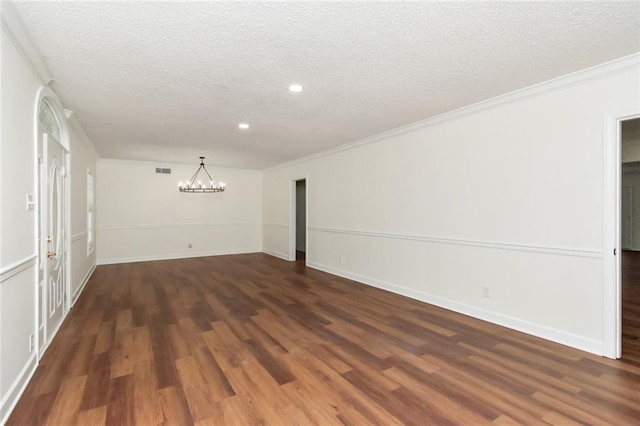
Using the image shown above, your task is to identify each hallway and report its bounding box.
[622,250,640,366]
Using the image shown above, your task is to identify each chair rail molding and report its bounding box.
[0,254,37,283]
[308,226,602,259]
[98,222,260,231]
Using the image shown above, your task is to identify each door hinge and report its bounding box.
[614,248,617,255]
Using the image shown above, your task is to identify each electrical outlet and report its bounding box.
[482,286,490,298]
[188,243,193,248]
[339,256,343,264]
[29,334,34,352]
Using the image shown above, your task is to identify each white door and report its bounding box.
[621,186,632,250]
[44,133,66,344]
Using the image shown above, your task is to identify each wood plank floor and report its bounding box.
[7,253,640,425]
[622,250,640,367]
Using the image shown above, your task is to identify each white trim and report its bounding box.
[263,222,289,228]
[289,180,296,261]
[71,230,88,242]
[0,353,38,425]
[97,222,261,231]
[290,176,308,261]
[308,226,602,259]
[71,263,96,305]
[0,255,37,283]
[97,248,260,266]
[603,114,621,359]
[603,112,640,359]
[87,169,95,256]
[267,53,640,172]
[307,261,602,355]
[0,2,53,84]
[35,85,72,363]
[262,249,290,261]
[64,108,73,321]
[304,180,309,260]
[36,88,71,152]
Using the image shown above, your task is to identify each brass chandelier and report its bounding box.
[178,157,225,193]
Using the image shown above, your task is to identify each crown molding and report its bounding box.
[1,1,53,85]
[267,52,640,172]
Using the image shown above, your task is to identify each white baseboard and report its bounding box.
[307,261,603,356]
[262,249,290,261]
[97,248,261,265]
[72,263,96,306]
[0,353,37,425]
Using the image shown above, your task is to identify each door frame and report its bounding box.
[603,111,640,359]
[289,176,308,262]
[34,89,71,358]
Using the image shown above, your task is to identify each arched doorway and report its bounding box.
[35,91,70,356]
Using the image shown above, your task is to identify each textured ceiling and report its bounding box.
[12,1,640,169]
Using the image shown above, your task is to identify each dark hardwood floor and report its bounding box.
[622,250,640,367]
[7,253,640,425]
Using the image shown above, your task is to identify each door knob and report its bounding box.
[46,251,57,258]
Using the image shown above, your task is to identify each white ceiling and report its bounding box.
[12,1,640,169]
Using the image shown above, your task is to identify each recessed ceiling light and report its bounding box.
[288,84,304,93]
[238,123,250,130]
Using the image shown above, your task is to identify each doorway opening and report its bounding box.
[291,178,307,262]
[620,117,640,366]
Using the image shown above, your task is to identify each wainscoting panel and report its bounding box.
[306,227,603,355]
[97,223,262,264]
[262,222,290,260]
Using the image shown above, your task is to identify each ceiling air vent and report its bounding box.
[155,167,171,174]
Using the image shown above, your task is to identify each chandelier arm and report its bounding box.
[187,166,202,185]
[202,166,215,183]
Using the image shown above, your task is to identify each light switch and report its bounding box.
[26,194,36,211]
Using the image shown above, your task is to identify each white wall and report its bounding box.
[0,9,99,422]
[68,117,98,302]
[0,23,42,422]
[97,160,262,264]
[263,56,640,356]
